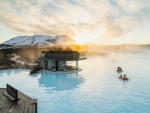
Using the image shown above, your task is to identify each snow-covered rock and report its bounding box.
[2,35,76,48]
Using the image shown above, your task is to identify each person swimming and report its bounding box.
[118,74,123,79]
[117,67,122,71]
[122,74,128,80]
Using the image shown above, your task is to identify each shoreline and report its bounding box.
[0,53,38,70]
[11,53,38,65]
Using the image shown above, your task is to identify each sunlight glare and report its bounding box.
[74,35,85,44]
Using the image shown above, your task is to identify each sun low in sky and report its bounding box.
[0,0,150,45]
[74,35,86,44]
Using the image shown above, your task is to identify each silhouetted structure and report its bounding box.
[38,50,86,72]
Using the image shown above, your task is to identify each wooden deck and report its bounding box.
[0,88,37,113]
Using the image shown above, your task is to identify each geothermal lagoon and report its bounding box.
[0,54,150,113]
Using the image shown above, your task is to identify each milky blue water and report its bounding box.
[0,54,150,113]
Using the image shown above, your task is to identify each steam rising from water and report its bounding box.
[13,44,150,63]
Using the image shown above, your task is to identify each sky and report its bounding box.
[0,0,150,45]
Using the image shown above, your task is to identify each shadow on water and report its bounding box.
[37,71,85,91]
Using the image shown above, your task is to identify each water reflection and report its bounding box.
[0,69,29,76]
[0,70,12,76]
[117,71,123,74]
[38,72,85,91]
[0,70,6,76]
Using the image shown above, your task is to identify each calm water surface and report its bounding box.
[0,54,150,113]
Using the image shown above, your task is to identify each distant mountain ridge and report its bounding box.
[1,35,76,48]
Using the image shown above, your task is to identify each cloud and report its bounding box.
[0,0,150,42]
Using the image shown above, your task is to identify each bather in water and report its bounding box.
[122,74,128,80]
[117,67,122,71]
[118,74,123,79]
